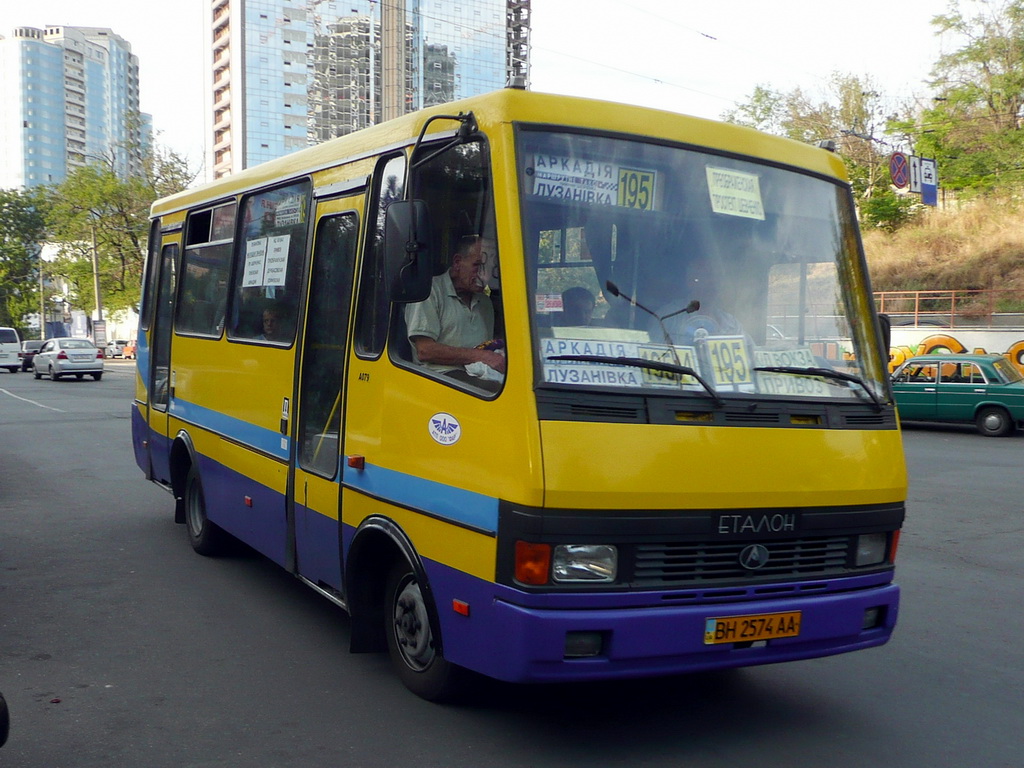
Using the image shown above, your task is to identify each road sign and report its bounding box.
[909,155,922,193]
[921,158,938,206]
[889,153,909,188]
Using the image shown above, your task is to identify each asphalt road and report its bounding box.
[0,364,1021,767]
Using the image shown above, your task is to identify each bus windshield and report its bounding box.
[519,129,888,405]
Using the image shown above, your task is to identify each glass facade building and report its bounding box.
[209,0,530,178]
[0,25,147,189]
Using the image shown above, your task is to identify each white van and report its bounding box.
[0,327,20,373]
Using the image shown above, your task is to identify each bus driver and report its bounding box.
[405,235,506,381]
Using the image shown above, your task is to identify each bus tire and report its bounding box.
[385,562,466,702]
[975,406,1013,437]
[0,689,9,747]
[184,464,229,556]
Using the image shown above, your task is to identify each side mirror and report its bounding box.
[384,200,433,304]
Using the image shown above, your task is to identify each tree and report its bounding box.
[0,187,48,332]
[896,0,1024,192]
[45,144,194,317]
[723,73,896,224]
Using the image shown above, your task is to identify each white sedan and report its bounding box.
[32,337,104,381]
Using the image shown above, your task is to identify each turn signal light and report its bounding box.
[514,541,551,585]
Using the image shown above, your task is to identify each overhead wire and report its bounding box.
[529,0,953,119]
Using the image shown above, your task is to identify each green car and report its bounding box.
[891,353,1024,437]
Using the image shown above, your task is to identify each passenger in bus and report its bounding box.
[558,286,595,326]
[405,235,506,380]
[258,304,289,342]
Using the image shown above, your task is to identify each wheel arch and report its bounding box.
[345,516,441,655]
[169,430,198,524]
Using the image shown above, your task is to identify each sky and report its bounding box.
[0,0,954,178]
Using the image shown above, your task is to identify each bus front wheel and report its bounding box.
[184,464,229,556]
[385,563,466,702]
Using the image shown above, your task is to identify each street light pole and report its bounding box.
[91,220,103,323]
[38,247,45,340]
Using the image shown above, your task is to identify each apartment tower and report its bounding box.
[208,0,531,179]
[0,25,147,189]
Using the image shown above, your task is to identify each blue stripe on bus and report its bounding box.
[136,335,149,374]
[162,397,496,532]
[346,462,499,534]
[170,397,289,460]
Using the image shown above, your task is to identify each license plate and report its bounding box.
[704,611,802,645]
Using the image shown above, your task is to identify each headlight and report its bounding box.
[855,533,888,566]
[552,544,617,583]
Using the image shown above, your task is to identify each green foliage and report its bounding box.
[720,85,787,135]
[727,1,1024,222]
[0,187,49,332]
[860,188,916,232]
[890,0,1024,194]
[45,145,194,316]
[723,74,893,222]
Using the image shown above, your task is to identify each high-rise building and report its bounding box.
[208,0,531,179]
[0,25,148,189]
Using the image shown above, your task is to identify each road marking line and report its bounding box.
[0,388,65,412]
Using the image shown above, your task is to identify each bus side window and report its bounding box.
[355,154,406,357]
[176,203,235,338]
[228,181,311,345]
[298,213,359,477]
[389,140,504,390]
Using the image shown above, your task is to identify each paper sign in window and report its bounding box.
[242,235,290,287]
[263,235,290,287]
[243,238,268,287]
[275,195,304,227]
[706,167,765,220]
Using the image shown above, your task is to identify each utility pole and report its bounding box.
[91,220,103,323]
[38,247,45,340]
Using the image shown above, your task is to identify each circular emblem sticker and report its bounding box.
[428,412,461,445]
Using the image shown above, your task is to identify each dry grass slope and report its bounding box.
[864,198,1024,300]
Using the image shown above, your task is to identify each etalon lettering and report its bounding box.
[718,513,797,535]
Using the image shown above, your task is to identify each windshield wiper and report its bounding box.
[604,281,699,361]
[548,354,723,406]
[753,366,883,411]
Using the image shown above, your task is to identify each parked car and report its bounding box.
[891,353,1024,436]
[0,326,20,373]
[122,339,137,359]
[105,339,130,358]
[19,339,44,371]
[32,337,104,381]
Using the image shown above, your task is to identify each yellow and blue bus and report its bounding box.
[133,87,906,700]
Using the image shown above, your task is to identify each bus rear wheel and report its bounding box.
[385,563,466,702]
[184,464,229,556]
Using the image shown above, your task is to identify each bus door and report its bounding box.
[145,230,181,485]
[290,197,362,591]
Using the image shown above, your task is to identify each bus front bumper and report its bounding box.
[434,571,899,684]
